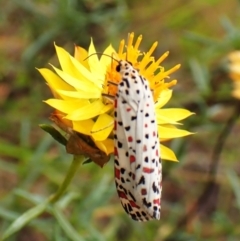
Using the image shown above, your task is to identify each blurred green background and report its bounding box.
[1,0,240,240]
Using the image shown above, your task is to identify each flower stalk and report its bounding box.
[1,155,85,240]
[49,155,85,203]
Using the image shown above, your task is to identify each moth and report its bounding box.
[113,60,162,221]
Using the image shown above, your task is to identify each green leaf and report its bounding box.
[189,58,210,95]
[82,158,92,165]
[52,206,86,241]
[39,124,67,146]
[1,200,49,240]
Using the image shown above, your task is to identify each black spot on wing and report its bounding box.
[122,78,130,89]
[140,76,145,85]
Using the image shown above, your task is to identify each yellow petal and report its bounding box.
[99,44,117,68]
[51,65,101,95]
[143,52,169,79]
[37,68,74,91]
[45,99,89,114]
[55,43,76,76]
[72,119,94,135]
[156,115,179,125]
[55,44,102,90]
[138,41,158,70]
[158,126,193,139]
[233,89,240,99]
[153,64,181,83]
[88,39,105,77]
[47,85,63,99]
[91,114,114,141]
[160,144,178,162]
[70,55,104,88]
[74,45,89,68]
[232,82,240,99]
[155,89,172,109]
[100,103,114,114]
[156,108,194,124]
[65,100,105,121]
[55,44,100,88]
[230,72,240,81]
[56,89,100,99]
[95,138,114,155]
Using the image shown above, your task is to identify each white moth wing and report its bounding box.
[114,61,162,221]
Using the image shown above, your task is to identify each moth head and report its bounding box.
[116,60,133,73]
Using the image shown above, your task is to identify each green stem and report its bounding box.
[1,155,84,241]
[49,155,84,203]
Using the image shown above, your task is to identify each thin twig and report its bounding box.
[165,102,240,240]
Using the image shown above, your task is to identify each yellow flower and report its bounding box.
[38,32,193,163]
[226,51,240,99]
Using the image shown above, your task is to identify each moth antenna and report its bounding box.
[107,81,118,86]
[84,52,119,64]
[102,93,114,99]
